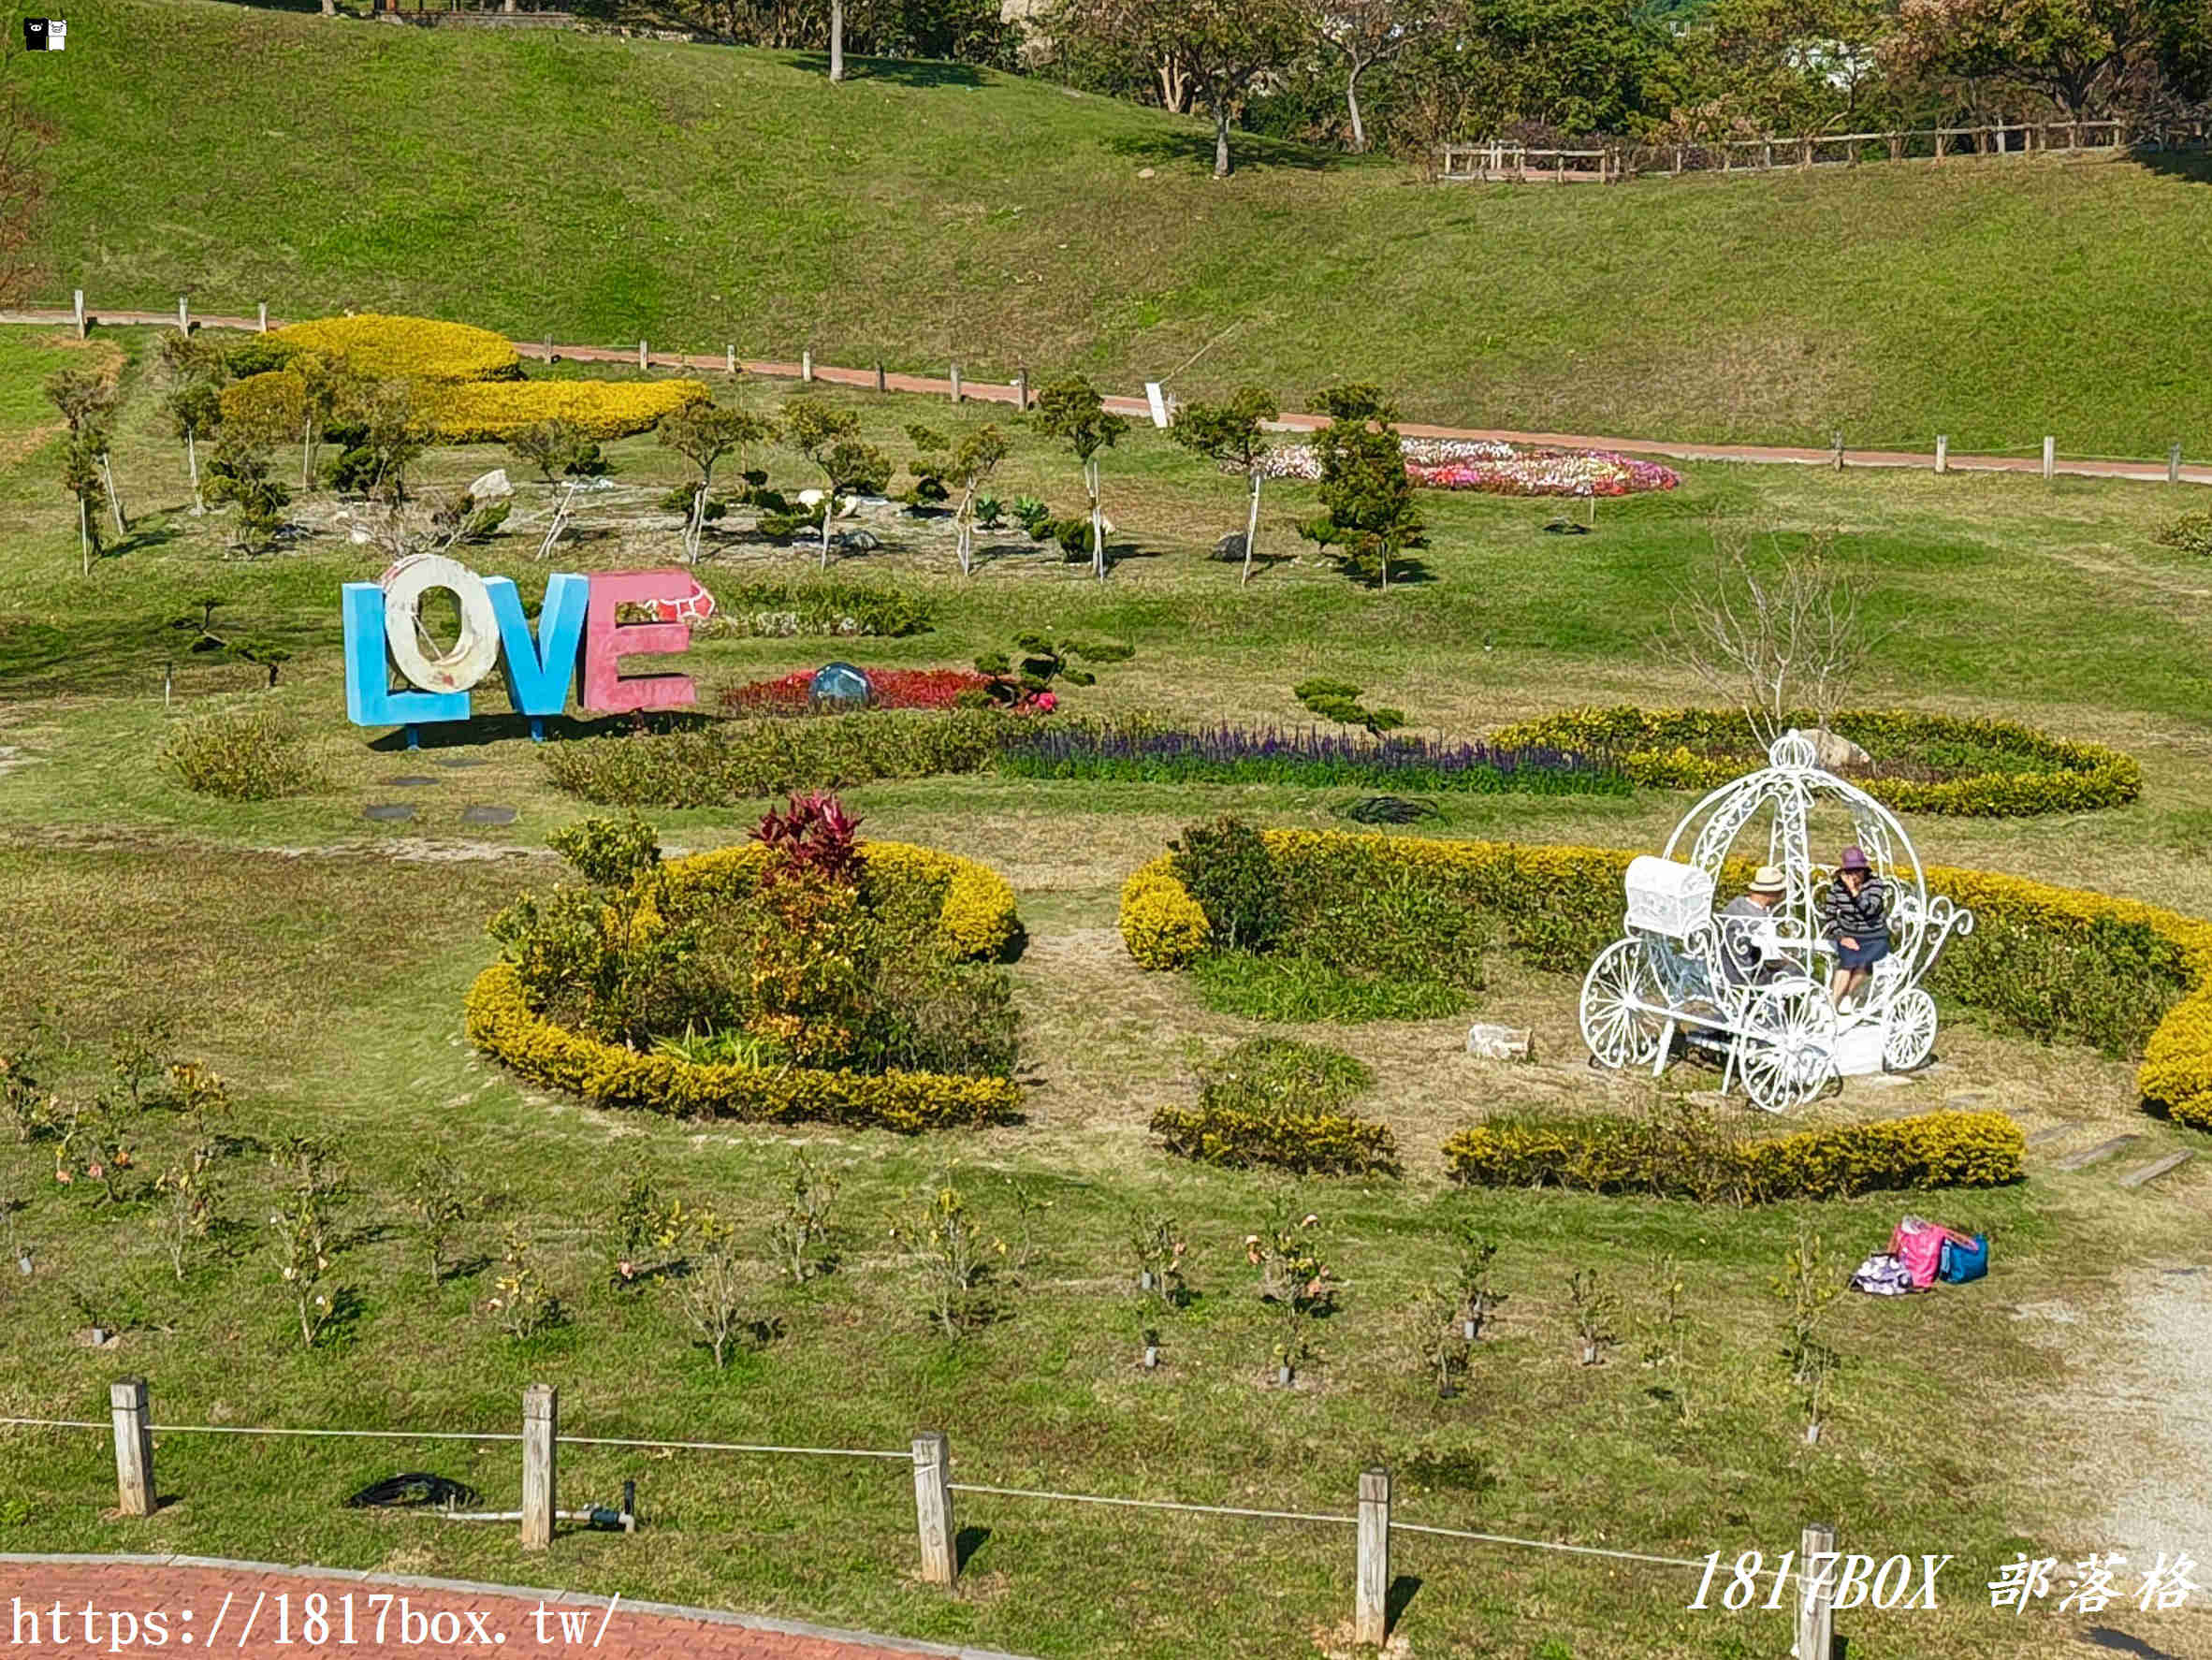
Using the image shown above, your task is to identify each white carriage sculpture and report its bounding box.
[1577,731,1974,1112]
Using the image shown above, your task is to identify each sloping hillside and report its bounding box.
[21,0,2212,451]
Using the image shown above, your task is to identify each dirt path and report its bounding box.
[7,307,2207,488]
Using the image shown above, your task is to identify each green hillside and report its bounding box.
[20,0,2212,452]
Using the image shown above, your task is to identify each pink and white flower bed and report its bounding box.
[1249,437,1680,498]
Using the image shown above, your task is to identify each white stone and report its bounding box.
[1798,725,1871,770]
[466,468,513,502]
[1465,1023,1533,1062]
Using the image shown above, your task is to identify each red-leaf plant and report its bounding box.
[751,791,866,888]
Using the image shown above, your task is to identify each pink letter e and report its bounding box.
[581,570,698,715]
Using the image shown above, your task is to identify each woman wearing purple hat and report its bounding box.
[1824,846,1889,1012]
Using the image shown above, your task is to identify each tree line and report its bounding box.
[560,0,2207,176]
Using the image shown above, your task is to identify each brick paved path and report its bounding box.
[0,1557,1030,1660]
[7,306,2208,488]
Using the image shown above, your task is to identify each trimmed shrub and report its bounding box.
[218,371,306,440]
[1151,1036,1398,1175]
[1170,815,1286,952]
[427,378,711,443]
[269,313,521,383]
[1442,1109,2024,1201]
[1119,830,2212,1129]
[157,706,325,800]
[541,711,1011,807]
[1189,951,1471,1024]
[1491,706,2140,818]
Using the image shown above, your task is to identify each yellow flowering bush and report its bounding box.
[1442,1110,2025,1201]
[269,313,521,383]
[426,378,712,443]
[656,839,1019,960]
[1121,828,2212,1129]
[1492,706,2141,818]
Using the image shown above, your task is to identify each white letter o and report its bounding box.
[381,554,501,693]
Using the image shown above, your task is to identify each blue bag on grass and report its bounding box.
[1938,1232,1988,1285]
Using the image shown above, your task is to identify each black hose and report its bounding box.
[344,1473,483,1510]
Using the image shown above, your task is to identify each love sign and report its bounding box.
[342,555,716,736]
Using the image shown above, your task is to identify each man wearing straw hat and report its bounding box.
[1717,865,1791,987]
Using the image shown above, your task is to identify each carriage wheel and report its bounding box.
[1579,939,1668,1070]
[1738,986,1837,1113]
[1883,987,1938,1072]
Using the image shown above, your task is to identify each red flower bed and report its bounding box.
[721,667,996,716]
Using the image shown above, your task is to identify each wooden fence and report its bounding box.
[1439,117,2212,184]
[5,1378,1846,1658]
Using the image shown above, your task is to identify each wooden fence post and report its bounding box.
[1355,1467,1390,1647]
[1888,132,1903,162]
[802,347,813,383]
[1935,130,1947,162]
[1935,435,1948,474]
[950,362,962,404]
[543,333,552,364]
[1831,430,1845,472]
[876,362,887,394]
[177,296,189,331]
[521,1383,558,1551]
[1796,1522,1836,1660]
[726,344,735,375]
[911,1432,956,1586]
[109,1378,155,1517]
[257,302,268,334]
[2172,443,2184,485]
[74,289,86,340]
[1015,366,1028,410]
[638,339,648,371]
[2043,435,2056,480]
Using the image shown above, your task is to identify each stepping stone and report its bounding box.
[1945,1089,1995,1108]
[460,805,517,826]
[2027,1124,2077,1145]
[386,775,440,787]
[363,804,415,823]
[435,757,488,769]
[2160,1265,2205,1276]
[2118,1150,2198,1189]
[2054,1134,2142,1172]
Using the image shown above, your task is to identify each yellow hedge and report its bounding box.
[1491,706,2141,818]
[1120,828,2212,1130]
[219,370,307,440]
[269,313,521,383]
[1149,1101,1399,1175]
[1441,1109,2025,1201]
[426,378,712,443]
[465,961,1019,1129]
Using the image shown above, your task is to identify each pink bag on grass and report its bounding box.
[1889,1217,1945,1290]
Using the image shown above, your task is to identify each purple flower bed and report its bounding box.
[996,722,1629,795]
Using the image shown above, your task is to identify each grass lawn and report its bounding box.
[16,0,2212,455]
[0,324,2209,1658]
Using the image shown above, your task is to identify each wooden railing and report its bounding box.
[1439,118,2211,184]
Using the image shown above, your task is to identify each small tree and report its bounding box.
[658,404,774,562]
[1657,525,1890,749]
[948,424,1011,577]
[1444,1221,1504,1340]
[887,1181,1005,1339]
[159,380,223,512]
[507,418,604,482]
[269,1187,340,1348]
[1641,1254,1695,1423]
[1294,677,1405,737]
[1170,386,1278,585]
[291,351,357,491]
[677,1209,752,1367]
[975,629,1134,708]
[1035,375,1129,579]
[204,433,293,555]
[43,367,115,435]
[401,1145,473,1292]
[904,424,952,506]
[1776,1229,1843,1443]
[780,396,891,570]
[62,431,107,575]
[1567,1266,1619,1366]
[1297,384,1425,591]
[768,1151,842,1283]
[151,1149,220,1283]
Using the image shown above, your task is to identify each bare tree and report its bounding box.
[1656,525,1893,748]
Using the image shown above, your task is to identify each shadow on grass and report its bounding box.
[1386,1575,1421,1636]
[362,708,720,752]
[1102,131,1349,175]
[2080,1627,2182,1660]
[954,1525,992,1572]
[2130,151,2212,186]
[785,52,986,89]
